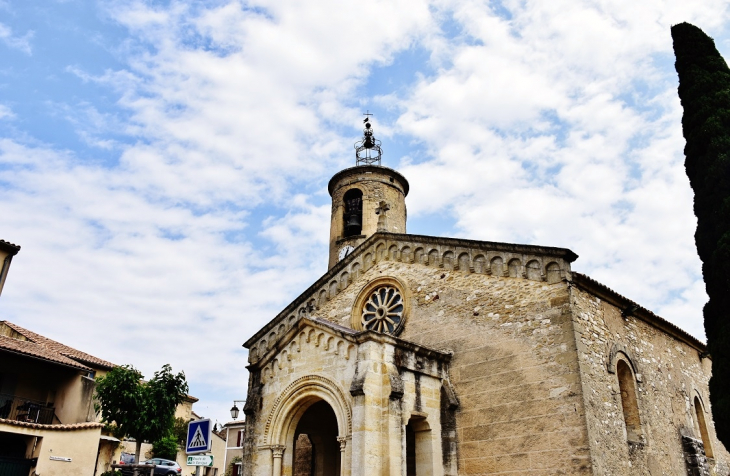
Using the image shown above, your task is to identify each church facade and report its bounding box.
[240,121,728,475]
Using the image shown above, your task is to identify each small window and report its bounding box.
[526,260,541,281]
[490,257,503,276]
[546,262,561,283]
[617,359,642,442]
[508,259,521,278]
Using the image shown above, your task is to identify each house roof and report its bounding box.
[0,334,92,371]
[0,240,20,256]
[223,420,246,428]
[0,417,103,431]
[0,321,115,370]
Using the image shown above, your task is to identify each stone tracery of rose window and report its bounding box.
[361,286,404,334]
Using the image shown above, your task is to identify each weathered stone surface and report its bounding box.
[241,165,727,476]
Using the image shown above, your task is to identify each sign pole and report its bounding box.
[186,418,213,475]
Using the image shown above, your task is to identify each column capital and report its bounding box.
[337,436,349,452]
[271,445,286,458]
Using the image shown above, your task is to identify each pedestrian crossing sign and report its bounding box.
[186,419,212,454]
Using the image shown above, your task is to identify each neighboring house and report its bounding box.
[0,320,116,476]
[241,125,729,475]
[222,420,245,476]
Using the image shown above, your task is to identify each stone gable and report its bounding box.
[244,231,577,364]
[241,226,728,475]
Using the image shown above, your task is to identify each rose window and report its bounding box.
[361,286,404,334]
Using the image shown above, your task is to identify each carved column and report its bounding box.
[338,436,348,476]
[271,445,286,476]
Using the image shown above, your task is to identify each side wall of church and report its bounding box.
[570,285,730,476]
[321,259,592,475]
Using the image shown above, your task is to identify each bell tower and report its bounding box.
[327,114,409,268]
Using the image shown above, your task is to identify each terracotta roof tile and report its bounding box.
[0,321,115,370]
[0,239,20,255]
[0,417,102,431]
[0,335,92,371]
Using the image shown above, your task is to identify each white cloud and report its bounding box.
[0,22,33,55]
[1,0,728,424]
[0,104,13,120]
[392,0,730,342]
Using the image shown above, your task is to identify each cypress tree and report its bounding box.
[672,22,730,446]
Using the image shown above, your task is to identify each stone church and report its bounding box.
[240,118,728,475]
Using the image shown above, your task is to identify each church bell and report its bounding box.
[344,213,362,235]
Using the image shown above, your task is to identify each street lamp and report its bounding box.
[230,400,246,420]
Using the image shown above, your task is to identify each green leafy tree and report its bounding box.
[96,364,189,462]
[672,22,730,445]
[173,416,193,447]
[151,435,179,460]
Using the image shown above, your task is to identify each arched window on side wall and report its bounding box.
[343,189,363,237]
[546,262,561,283]
[617,359,642,442]
[508,259,521,278]
[695,396,714,458]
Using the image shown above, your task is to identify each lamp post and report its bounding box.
[225,400,247,473]
[230,400,246,420]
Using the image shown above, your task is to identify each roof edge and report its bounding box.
[0,346,93,372]
[248,316,452,371]
[571,272,706,353]
[0,418,102,431]
[244,231,577,348]
[0,240,20,255]
[328,165,410,196]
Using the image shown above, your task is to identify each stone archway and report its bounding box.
[293,400,341,476]
[265,375,352,476]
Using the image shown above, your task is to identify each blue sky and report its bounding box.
[1,0,729,428]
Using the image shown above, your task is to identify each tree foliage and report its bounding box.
[151,435,179,461]
[672,22,730,446]
[96,364,189,461]
[173,416,193,447]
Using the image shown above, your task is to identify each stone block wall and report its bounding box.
[319,259,592,475]
[570,283,729,476]
[245,325,357,476]
[244,232,726,475]
[328,168,408,268]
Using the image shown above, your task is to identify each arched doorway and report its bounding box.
[293,400,340,476]
[405,416,433,476]
[265,375,351,476]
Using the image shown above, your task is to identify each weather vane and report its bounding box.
[355,111,382,166]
